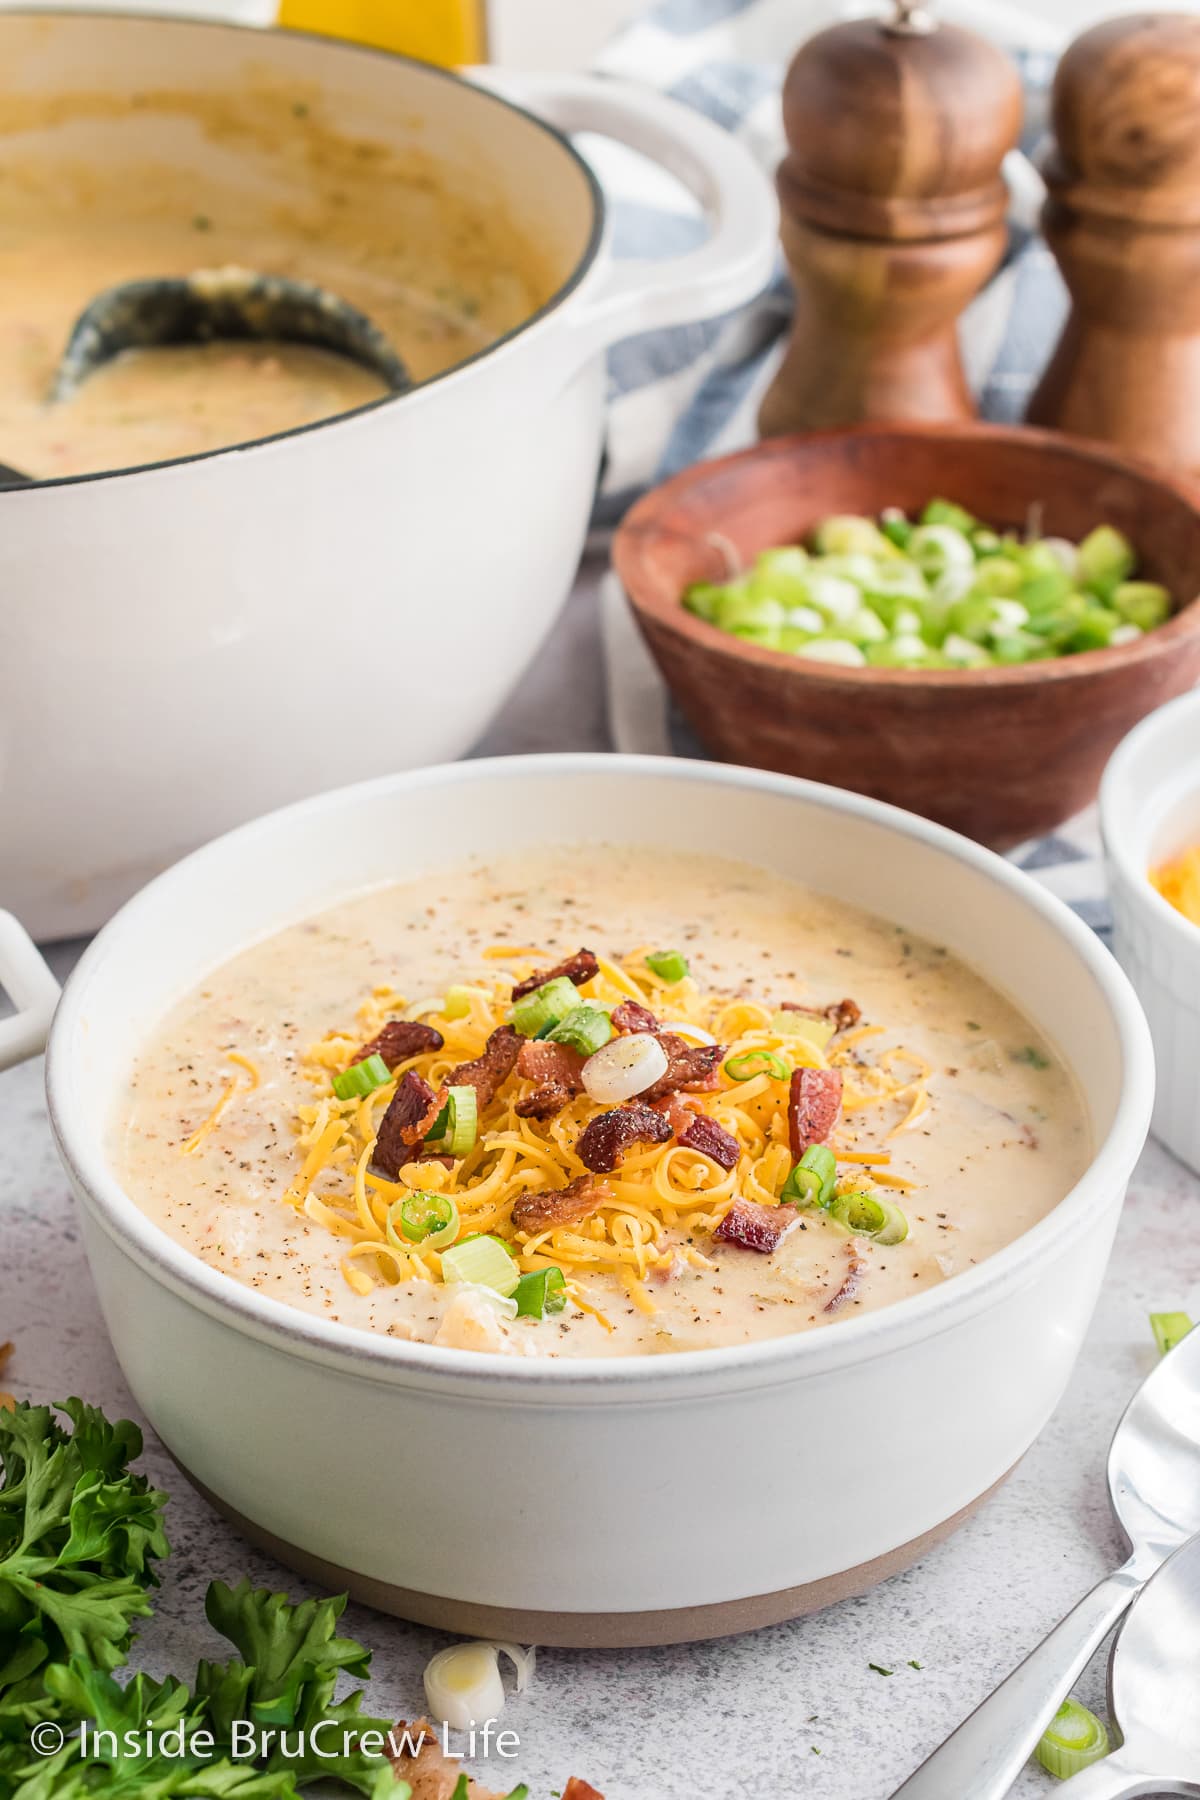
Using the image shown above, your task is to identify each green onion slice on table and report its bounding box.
[1035,1698,1110,1779]
[1150,1311,1194,1357]
[388,1191,459,1250]
[724,1048,790,1083]
[331,1053,391,1102]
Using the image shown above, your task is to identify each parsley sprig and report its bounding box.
[0,1401,548,1800]
[0,1402,401,1799]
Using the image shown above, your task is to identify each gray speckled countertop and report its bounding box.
[2,939,1197,1800]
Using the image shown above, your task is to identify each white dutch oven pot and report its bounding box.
[0,12,776,940]
[0,757,1154,1645]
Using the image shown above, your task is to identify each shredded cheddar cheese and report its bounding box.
[181,1052,261,1155]
[272,951,927,1312]
[1151,846,1200,926]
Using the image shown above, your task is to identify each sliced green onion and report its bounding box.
[814,514,896,557]
[443,985,474,1020]
[1077,524,1134,596]
[724,1048,790,1083]
[782,1143,839,1209]
[783,1143,838,1209]
[1113,580,1170,631]
[439,1085,478,1156]
[1035,1699,1110,1780]
[1151,1311,1194,1357]
[771,1008,834,1050]
[441,1234,519,1298]
[921,497,977,533]
[390,1191,459,1250]
[331,1053,391,1102]
[687,504,1174,672]
[879,512,913,550]
[510,975,580,1037]
[547,1005,614,1056]
[514,1266,567,1319]
[830,1191,908,1245]
[781,1163,823,1208]
[646,948,689,984]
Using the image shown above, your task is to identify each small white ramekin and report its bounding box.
[1101,688,1200,1175]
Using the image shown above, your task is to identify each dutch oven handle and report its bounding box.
[472,70,778,367]
[0,911,60,1069]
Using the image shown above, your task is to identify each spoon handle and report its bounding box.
[888,1566,1141,1800]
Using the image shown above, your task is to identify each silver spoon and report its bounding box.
[1059,1530,1200,1798]
[890,1327,1200,1800]
[49,264,412,404]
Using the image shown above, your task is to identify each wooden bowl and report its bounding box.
[613,423,1200,848]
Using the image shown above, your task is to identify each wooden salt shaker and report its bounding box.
[759,0,1022,438]
[1027,13,1200,470]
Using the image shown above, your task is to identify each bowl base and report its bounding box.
[177,1459,1015,1648]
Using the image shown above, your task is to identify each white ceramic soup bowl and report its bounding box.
[0,11,775,941]
[1101,688,1200,1177]
[0,757,1153,1646]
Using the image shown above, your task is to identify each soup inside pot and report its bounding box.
[0,66,558,476]
[113,845,1091,1359]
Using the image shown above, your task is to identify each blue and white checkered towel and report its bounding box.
[592,0,1109,933]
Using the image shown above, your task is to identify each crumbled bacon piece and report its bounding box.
[515,1086,573,1121]
[639,1033,725,1103]
[355,1018,444,1068]
[825,1239,869,1313]
[511,1173,610,1234]
[611,999,660,1034]
[445,1025,522,1109]
[781,997,862,1034]
[514,1039,586,1120]
[577,1104,672,1173]
[511,948,599,1002]
[651,1093,697,1135]
[388,1722,603,1800]
[373,1071,440,1177]
[714,1197,798,1254]
[827,997,862,1034]
[787,1067,843,1159]
[679,1113,740,1170]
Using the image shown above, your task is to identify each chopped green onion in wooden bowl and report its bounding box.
[684,498,1173,669]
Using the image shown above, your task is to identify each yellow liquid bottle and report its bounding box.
[277,0,487,66]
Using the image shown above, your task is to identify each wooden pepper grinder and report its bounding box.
[759,0,1022,438]
[1027,13,1200,470]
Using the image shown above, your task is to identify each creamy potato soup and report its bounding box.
[114,848,1089,1358]
[0,81,552,476]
